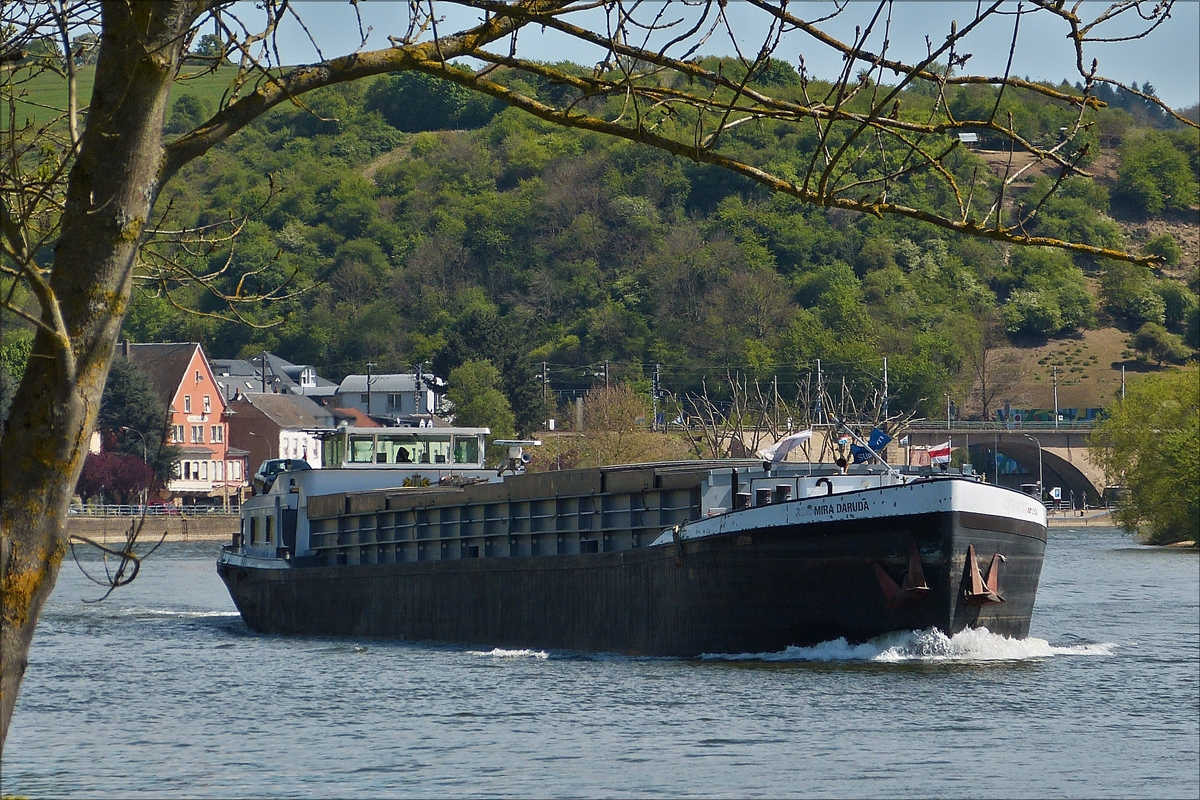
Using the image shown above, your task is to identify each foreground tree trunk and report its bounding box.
[0,1,198,749]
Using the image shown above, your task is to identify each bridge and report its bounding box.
[902,421,1106,505]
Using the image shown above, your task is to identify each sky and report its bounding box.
[248,1,1200,109]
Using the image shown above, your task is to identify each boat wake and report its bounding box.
[470,648,550,660]
[703,627,1117,663]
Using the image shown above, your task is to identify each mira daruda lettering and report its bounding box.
[810,499,870,515]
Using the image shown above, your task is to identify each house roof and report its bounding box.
[339,373,426,393]
[213,352,337,399]
[330,407,380,427]
[120,343,201,409]
[235,392,335,430]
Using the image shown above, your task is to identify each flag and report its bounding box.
[898,435,909,446]
[757,429,813,462]
[867,427,893,451]
[851,444,871,464]
[929,440,952,464]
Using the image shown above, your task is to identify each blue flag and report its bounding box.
[851,444,871,464]
[867,427,893,451]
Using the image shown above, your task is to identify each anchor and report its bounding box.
[963,544,1006,606]
[873,539,931,609]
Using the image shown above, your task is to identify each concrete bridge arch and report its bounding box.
[906,427,1106,505]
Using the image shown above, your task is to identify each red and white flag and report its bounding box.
[929,440,952,464]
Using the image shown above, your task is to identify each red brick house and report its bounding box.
[118,342,248,508]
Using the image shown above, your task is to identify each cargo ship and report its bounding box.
[216,425,1047,656]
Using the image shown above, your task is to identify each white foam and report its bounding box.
[703,627,1118,663]
[130,609,242,619]
[470,648,549,660]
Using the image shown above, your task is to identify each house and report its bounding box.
[117,341,248,508]
[212,352,339,403]
[336,372,445,424]
[226,392,336,474]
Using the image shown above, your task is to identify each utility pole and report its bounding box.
[882,357,889,420]
[366,361,376,416]
[1121,365,1126,400]
[946,394,952,430]
[1052,365,1059,429]
[652,363,661,433]
[542,361,549,407]
[773,374,779,434]
[815,359,824,427]
[415,362,424,414]
[604,361,609,390]
[261,351,267,393]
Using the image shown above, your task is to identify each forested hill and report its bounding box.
[78,65,1200,430]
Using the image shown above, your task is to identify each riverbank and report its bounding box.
[68,515,234,543]
[1046,509,1114,528]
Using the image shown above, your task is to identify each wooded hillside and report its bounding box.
[5,62,1198,431]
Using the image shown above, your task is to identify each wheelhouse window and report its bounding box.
[453,436,481,465]
[348,435,375,463]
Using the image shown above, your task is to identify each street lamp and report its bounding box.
[247,430,274,461]
[121,426,148,462]
[1018,432,1043,503]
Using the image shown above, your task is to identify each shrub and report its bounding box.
[1143,233,1183,267]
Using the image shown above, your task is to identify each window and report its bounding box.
[203,395,211,414]
[249,516,258,544]
[183,462,191,479]
[360,393,369,404]
[232,461,241,480]
[387,393,402,411]
[184,395,192,413]
[216,461,224,481]
[453,436,480,465]
[191,425,203,443]
[211,425,223,443]
[349,435,375,463]
[201,461,209,480]
[266,516,274,544]
[172,424,184,443]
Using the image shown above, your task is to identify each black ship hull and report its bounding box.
[217,508,1046,657]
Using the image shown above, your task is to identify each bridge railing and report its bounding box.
[905,420,1096,431]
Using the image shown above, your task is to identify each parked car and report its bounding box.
[253,458,313,495]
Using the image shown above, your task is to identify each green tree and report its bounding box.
[1101,261,1167,328]
[446,359,516,441]
[1114,132,1199,214]
[96,359,179,485]
[1143,233,1182,267]
[365,72,479,132]
[165,93,211,135]
[1090,368,1199,544]
[1130,323,1191,366]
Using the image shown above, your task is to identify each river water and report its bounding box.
[3,527,1197,798]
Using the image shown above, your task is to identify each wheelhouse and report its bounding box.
[319,425,490,469]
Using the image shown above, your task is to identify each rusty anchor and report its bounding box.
[963,544,1006,606]
[873,539,931,609]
